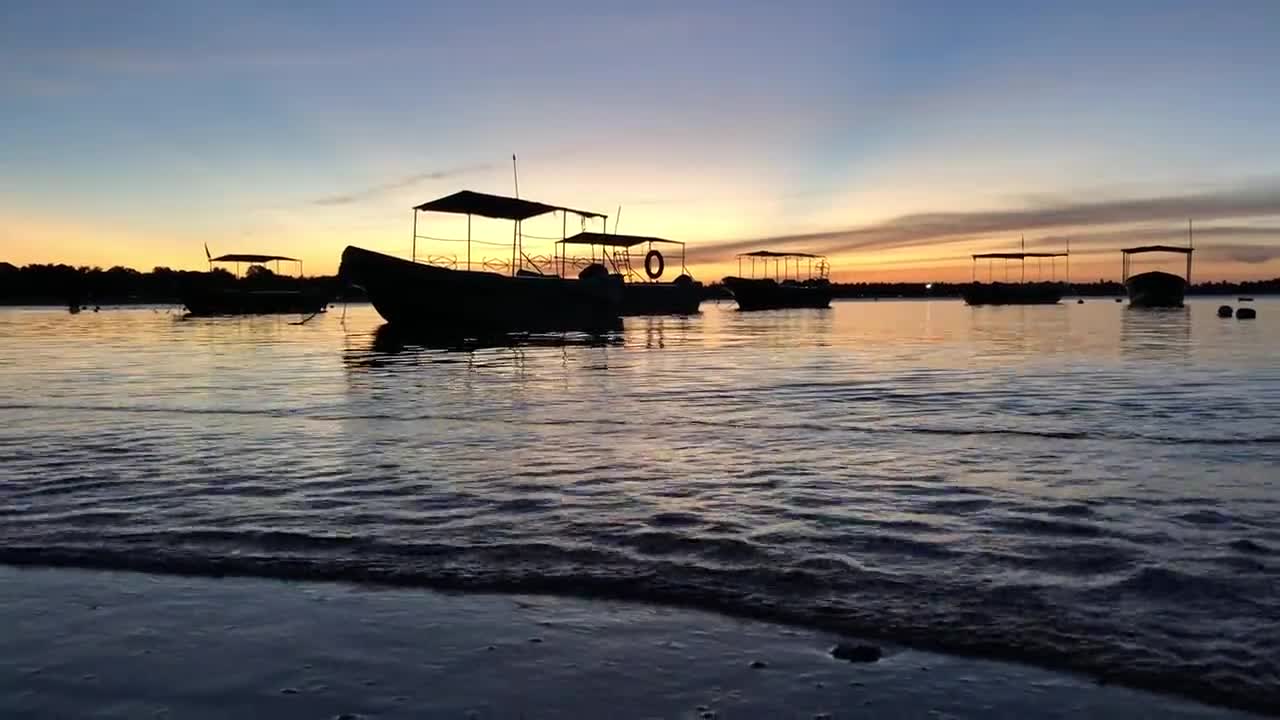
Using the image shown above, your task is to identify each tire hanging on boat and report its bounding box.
[644,249,665,279]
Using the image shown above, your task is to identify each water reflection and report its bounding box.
[364,322,623,354]
[1119,305,1192,360]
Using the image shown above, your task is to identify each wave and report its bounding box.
[0,543,1275,716]
[7,401,1279,447]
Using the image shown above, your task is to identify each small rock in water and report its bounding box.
[528,637,543,644]
[280,688,299,695]
[334,714,364,720]
[831,642,882,663]
[1218,305,1234,318]
[1237,307,1257,319]
[749,660,768,669]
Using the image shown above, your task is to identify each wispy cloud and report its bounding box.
[312,163,496,206]
[689,183,1280,263]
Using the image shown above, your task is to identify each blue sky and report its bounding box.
[3,0,1279,280]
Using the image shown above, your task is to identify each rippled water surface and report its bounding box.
[2,300,1278,713]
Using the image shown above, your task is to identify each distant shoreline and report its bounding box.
[3,262,1276,306]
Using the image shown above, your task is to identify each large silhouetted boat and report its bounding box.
[181,253,331,316]
[554,232,702,315]
[962,242,1069,306]
[722,251,832,310]
[1123,232,1194,308]
[338,190,624,333]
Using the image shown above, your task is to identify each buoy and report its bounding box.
[1237,307,1257,320]
[1218,305,1234,318]
[1077,299,1084,304]
[1114,298,1123,303]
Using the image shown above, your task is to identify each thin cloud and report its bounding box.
[313,163,496,206]
[688,183,1280,263]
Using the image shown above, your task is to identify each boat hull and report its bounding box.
[181,288,330,316]
[339,246,623,333]
[962,282,1065,306]
[721,277,832,311]
[1125,271,1186,307]
[621,281,702,315]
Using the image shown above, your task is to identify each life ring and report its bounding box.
[644,249,665,279]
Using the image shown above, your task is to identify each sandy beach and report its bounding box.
[0,566,1256,719]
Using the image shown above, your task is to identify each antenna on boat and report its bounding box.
[1188,218,1193,248]
[615,206,622,235]
[512,154,520,199]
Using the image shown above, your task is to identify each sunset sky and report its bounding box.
[3,1,1279,282]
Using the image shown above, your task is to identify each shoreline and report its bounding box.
[0,566,1258,719]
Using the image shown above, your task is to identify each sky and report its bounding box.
[2,0,1279,282]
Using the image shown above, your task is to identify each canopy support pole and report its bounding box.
[467,214,472,271]
[411,210,418,263]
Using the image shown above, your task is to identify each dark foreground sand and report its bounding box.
[0,567,1255,719]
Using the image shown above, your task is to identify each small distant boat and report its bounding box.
[182,253,330,316]
[722,251,832,310]
[555,232,702,315]
[1122,222,1194,308]
[962,241,1069,306]
[1239,297,1255,302]
[339,190,623,333]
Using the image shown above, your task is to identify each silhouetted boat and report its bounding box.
[339,191,623,333]
[181,253,330,316]
[555,232,702,315]
[962,282,1065,305]
[1122,225,1194,308]
[1124,269,1187,307]
[722,251,832,310]
[962,244,1069,306]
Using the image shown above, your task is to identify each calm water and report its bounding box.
[1,299,1278,712]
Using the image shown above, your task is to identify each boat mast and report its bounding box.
[1187,218,1193,284]
[511,154,520,276]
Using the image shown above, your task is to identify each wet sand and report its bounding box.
[0,567,1254,719]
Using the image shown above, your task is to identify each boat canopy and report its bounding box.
[414,190,605,221]
[737,250,824,258]
[970,244,1070,284]
[560,232,684,248]
[972,252,1068,260]
[210,253,300,263]
[1121,245,1194,255]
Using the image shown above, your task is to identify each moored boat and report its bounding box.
[555,232,702,315]
[1124,269,1187,307]
[722,251,832,310]
[338,190,623,333]
[961,281,1065,305]
[181,253,330,316]
[1122,235,1194,308]
[962,243,1069,306]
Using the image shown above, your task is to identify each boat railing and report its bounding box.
[734,252,829,282]
[416,255,457,269]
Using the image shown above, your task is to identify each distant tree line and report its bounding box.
[2,261,1275,305]
[0,262,352,305]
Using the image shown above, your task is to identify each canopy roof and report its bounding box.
[211,254,299,263]
[558,232,683,248]
[414,190,604,221]
[1121,245,1194,255]
[737,250,824,258]
[972,252,1069,260]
